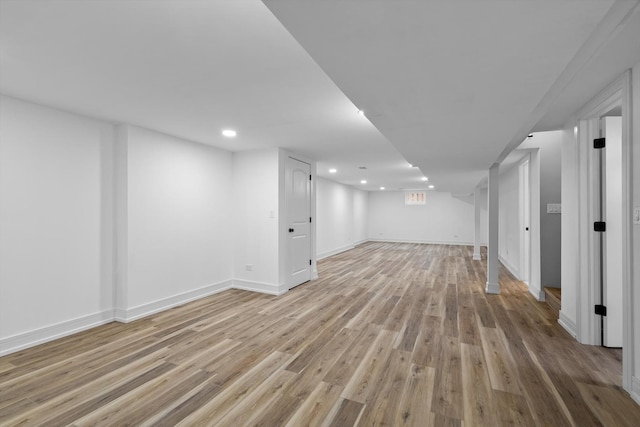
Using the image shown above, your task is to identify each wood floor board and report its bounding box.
[1,242,637,425]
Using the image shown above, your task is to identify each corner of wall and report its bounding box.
[631,376,640,405]
[558,311,578,339]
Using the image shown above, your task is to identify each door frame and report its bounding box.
[519,155,532,287]
[571,71,632,390]
[279,150,316,290]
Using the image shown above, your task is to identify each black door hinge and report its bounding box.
[594,222,606,232]
[309,174,312,180]
[593,137,606,149]
[595,305,607,316]
[310,217,312,223]
[309,259,312,266]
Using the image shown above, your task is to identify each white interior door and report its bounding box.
[603,116,623,347]
[520,158,531,285]
[285,156,311,288]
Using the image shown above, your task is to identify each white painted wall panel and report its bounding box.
[0,96,113,343]
[126,126,233,309]
[368,191,474,244]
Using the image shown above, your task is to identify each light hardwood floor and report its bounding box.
[1,242,639,426]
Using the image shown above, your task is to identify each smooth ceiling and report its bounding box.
[2,0,637,193]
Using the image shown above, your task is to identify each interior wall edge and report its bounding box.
[0,310,114,357]
[115,279,234,323]
[317,244,356,261]
[559,311,578,339]
[631,376,640,405]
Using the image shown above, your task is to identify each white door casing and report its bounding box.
[285,156,311,288]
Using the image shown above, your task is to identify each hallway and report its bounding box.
[1,242,638,426]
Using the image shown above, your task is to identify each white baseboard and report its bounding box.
[498,255,520,279]
[0,310,113,357]
[233,279,288,296]
[369,238,473,246]
[117,279,234,323]
[558,311,578,339]
[317,244,355,260]
[485,281,500,294]
[528,284,545,301]
[631,376,640,405]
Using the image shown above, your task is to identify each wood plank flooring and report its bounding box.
[1,242,639,426]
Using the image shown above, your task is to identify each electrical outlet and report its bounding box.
[245,264,253,271]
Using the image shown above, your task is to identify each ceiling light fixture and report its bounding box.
[357,109,365,117]
[329,168,337,173]
[222,129,237,137]
[428,185,435,189]
[361,180,367,184]
[380,186,385,190]
[421,176,428,181]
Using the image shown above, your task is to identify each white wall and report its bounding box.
[561,128,579,333]
[0,96,114,353]
[498,163,521,277]
[233,148,281,290]
[121,125,234,318]
[368,191,474,244]
[353,188,368,243]
[631,61,640,402]
[316,177,368,259]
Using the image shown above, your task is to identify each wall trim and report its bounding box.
[233,279,288,296]
[528,283,545,302]
[631,376,640,405]
[318,244,355,260]
[118,279,233,323]
[485,282,500,294]
[498,255,520,280]
[558,311,578,339]
[0,310,114,357]
[369,238,473,246]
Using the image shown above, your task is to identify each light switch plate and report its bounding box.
[547,203,561,214]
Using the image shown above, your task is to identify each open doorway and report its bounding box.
[574,71,631,391]
[519,157,531,287]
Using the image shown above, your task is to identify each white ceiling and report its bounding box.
[1,0,638,194]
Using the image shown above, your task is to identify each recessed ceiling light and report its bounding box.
[380,186,385,190]
[428,184,435,189]
[421,176,429,181]
[222,129,237,137]
[408,164,413,167]
[357,109,365,117]
[329,168,337,173]
[361,180,367,184]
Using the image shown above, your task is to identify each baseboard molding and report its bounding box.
[631,376,640,405]
[0,310,113,357]
[118,279,234,323]
[528,284,545,301]
[498,255,520,279]
[317,244,355,260]
[369,238,473,246]
[485,281,500,294]
[558,311,578,339]
[233,279,288,296]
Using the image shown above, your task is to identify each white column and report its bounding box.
[473,185,482,260]
[486,163,500,294]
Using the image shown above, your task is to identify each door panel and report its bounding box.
[286,157,311,288]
